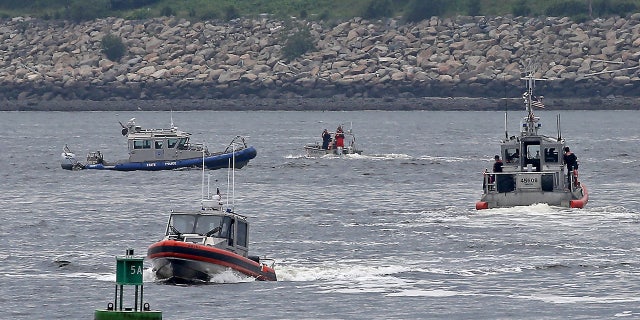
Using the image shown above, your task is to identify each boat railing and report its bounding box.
[568,169,580,191]
[149,127,179,134]
[482,170,496,193]
[224,136,249,153]
[183,142,207,153]
[482,171,521,194]
[259,257,276,268]
[482,171,561,194]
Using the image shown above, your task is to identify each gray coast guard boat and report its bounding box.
[476,73,588,210]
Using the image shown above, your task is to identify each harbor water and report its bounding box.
[1,109,638,319]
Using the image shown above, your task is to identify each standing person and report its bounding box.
[321,129,331,150]
[490,155,503,187]
[493,155,503,173]
[563,146,578,185]
[335,125,345,150]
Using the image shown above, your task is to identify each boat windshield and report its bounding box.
[169,214,196,234]
[505,148,519,164]
[168,214,223,236]
[194,215,223,236]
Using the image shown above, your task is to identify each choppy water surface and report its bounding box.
[1,110,639,319]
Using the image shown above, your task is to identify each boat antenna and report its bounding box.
[170,109,174,129]
[557,114,562,141]
[224,140,238,211]
[226,158,231,208]
[520,61,546,136]
[201,149,205,205]
[504,112,508,140]
[232,142,236,211]
[504,74,508,140]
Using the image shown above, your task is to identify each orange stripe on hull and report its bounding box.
[148,240,276,281]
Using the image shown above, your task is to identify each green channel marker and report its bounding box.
[95,249,162,320]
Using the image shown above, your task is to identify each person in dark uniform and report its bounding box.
[321,129,331,150]
[493,155,503,173]
[563,146,578,185]
[489,155,503,187]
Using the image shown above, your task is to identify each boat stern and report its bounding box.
[569,184,589,208]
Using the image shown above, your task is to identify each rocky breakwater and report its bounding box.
[1,15,640,108]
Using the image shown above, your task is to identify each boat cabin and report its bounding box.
[500,136,563,173]
[165,211,249,258]
[123,118,207,163]
[489,113,570,195]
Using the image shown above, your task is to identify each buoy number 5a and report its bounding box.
[130,265,143,274]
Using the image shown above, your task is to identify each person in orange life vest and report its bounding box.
[335,126,345,148]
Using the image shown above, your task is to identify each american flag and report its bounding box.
[531,95,545,108]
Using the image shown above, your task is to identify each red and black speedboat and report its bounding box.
[147,196,276,283]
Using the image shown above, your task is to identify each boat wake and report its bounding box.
[288,153,412,160]
[478,203,557,215]
[285,154,308,159]
[511,294,640,304]
[143,267,255,284]
[208,269,257,283]
[274,261,411,283]
[417,155,476,163]
[59,267,253,285]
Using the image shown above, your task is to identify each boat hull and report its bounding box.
[476,184,588,209]
[147,240,276,283]
[304,145,362,157]
[63,146,256,171]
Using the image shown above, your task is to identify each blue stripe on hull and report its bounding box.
[84,146,257,171]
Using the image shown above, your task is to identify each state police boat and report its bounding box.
[61,118,256,171]
[476,73,588,210]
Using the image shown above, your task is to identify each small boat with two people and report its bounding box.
[304,124,362,157]
[147,171,277,283]
[476,72,588,210]
[61,118,257,171]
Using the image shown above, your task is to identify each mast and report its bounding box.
[504,74,508,140]
[557,114,562,141]
[504,112,508,140]
[521,70,544,137]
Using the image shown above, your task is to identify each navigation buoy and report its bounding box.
[94,249,162,320]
